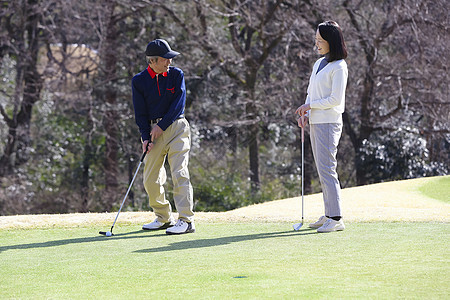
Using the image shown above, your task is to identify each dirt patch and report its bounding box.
[1,176,448,229]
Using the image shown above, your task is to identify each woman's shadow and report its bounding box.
[134,228,317,253]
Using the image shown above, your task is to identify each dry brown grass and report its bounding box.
[1,176,448,229]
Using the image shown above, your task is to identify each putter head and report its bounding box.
[99,231,114,237]
[293,222,303,231]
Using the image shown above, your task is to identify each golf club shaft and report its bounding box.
[110,160,143,231]
[292,117,306,231]
[301,124,304,224]
[109,144,149,232]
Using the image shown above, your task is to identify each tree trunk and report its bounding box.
[245,71,260,194]
[80,111,94,213]
[101,2,120,210]
[0,1,42,177]
[248,122,260,193]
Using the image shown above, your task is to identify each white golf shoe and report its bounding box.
[308,216,329,229]
[142,218,175,231]
[166,219,195,235]
[317,218,345,233]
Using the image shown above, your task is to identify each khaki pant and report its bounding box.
[143,118,194,223]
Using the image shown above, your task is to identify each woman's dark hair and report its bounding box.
[318,21,347,61]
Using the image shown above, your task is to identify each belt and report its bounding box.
[149,114,184,125]
[149,118,162,125]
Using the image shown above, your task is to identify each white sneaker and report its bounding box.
[142,218,175,231]
[317,218,345,233]
[309,216,329,229]
[166,219,195,235]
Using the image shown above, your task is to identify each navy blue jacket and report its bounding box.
[132,66,186,141]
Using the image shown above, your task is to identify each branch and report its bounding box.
[378,95,403,123]
[262,0,282,26]
[379,76,404,123]
[0,104,14,127]
[257,33,283,66]
[343,0,377,65]
[375,18,414,47]
[227,5,245,57]
[156,2,192,37]
[370,125,449,135]
[222,64,246,86]
[342,111,358,148]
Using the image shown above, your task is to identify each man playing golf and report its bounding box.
[131,39,195,234]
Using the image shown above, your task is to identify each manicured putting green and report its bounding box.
[0,222,448,299]
[418,176,450,203]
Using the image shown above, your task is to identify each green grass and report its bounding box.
[418,176,450,203]
[1,222,449,299]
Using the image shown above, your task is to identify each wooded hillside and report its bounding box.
[0,0,448,215]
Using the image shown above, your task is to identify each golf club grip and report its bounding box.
[300,115,305,143]
[140,150,147,162]
[140,139,152,162]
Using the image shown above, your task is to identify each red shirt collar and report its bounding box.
[147,65,167,78]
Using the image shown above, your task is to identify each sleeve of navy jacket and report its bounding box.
[131,67,186,142]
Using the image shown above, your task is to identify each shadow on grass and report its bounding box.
[134,228,318,253]
[0,230,164,253]
[0,227,318,253]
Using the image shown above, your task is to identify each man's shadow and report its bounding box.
[0,230,155,253]
[134,228,317,253]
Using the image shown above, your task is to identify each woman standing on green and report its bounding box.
[296,21,348,233]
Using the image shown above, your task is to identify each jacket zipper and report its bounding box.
[156,74,161,96]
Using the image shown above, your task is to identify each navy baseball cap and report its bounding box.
[145,39,180,58]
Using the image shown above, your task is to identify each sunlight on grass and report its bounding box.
[0,223,448,299]
[418,176,450,203]
[0,177,449,298]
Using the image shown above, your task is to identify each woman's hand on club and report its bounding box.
[297,116,308,128]
[295,104,310,128]
[295,103,311,116]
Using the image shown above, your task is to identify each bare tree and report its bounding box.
[67,0,150,211]
[0,0,47,177]
[342,0,449,185]
[154,0,318,193]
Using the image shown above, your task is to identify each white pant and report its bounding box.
[143,118,194,223]
[310,123,343,217]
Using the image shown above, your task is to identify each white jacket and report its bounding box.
[305,57,348,124]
